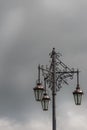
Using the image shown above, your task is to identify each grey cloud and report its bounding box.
[0,1,87,130]
[0,43,32,121]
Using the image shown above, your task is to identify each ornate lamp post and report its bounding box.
[33,48,83,130]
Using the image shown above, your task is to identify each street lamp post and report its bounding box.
[33,48,83,130]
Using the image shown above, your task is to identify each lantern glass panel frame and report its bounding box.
[41,93,50,111]
[73,88,83,105]
[33,83,44,101]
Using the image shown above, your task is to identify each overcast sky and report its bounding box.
[0,0,87,130]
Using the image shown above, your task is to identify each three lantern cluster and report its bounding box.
[33,70,83,109]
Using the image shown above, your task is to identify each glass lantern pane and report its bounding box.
[78,93,82,105]
[74,94,77,105]
[34,89,43,101]
[74,93,82,105]
[34,89,38,101]
[41,99,49,111]
[42,100,46,110]
[38,89,43,100]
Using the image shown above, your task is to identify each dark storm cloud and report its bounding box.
[0,43,33,121]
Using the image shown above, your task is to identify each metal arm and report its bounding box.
[77,69,80,89]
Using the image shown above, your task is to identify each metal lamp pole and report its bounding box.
[33,48,83,130]
[52,48,56,130]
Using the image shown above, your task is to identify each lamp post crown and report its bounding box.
[52,48,56,55]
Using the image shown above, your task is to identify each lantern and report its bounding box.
[33,83,44,101]
[73,87,83,105]
[41,93,50,111]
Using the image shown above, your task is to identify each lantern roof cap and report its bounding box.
[73,88,83,94]
[42,93,50,100]
[33,83,44,90]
